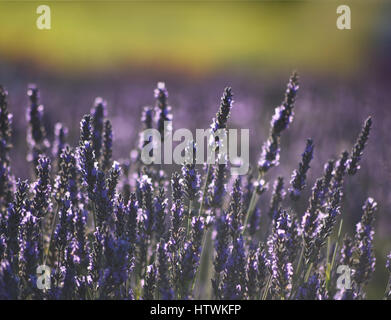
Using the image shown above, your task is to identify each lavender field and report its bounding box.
[0,0,391,301]
[0,66,390,300]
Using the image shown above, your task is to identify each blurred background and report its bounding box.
[0,0,390,298]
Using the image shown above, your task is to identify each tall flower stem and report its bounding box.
[384,275,391,299]
[192,227,212,297]
[198,162,211,218]
[192,163,213,297]
[304,262,314,282]
[262,274,273,300]
[295,235,305,276]
[186,200,193,238]
[43,205,60,265]
[325,219,344,291]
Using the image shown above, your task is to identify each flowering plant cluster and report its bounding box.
[0,76,389,300]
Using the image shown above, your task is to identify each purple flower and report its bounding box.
[138,106,153,152]
[347,117,372,175]
[78,140,97,201]
[0,86,13,203]
[126,193,138,258]
[208,163,227,209]
[100,234,131,299]
[211,87,233,133]
[315,188,342,252]
[331,151,349,191]
[154,187,168,241]
[0,260,19,299]
[0,86,12,162]
[52,123,68,165]
[268,209,294,299]
[289,139,314,200]
[138,174,154,236]
[258,73,299,174]
[4,204,22,271]
[154,82,172,141]
[93,169,112,228]
[74,208,89,271]
[179,216,204,298]
[54,198,73,254]
[246,247,259,299]
[19,211,40,298]
[339,235,354,267]
[181,142,200,202]
[268,177,285,220]
[32,156,51,219]
[79,114,92,145]
[222,235,246,300]
[212,212,230,299]
[102,119,113,172]
[26,85,49,169]
[227,178,243,238]
[156,239,173,299]
[301,178,323,263]
[296,274,322,300]
[320,160,335,207]
[61,240,79,299]
[386,252,391,273]
[257,244,268,291]
[353,197,377,288]
[258,133,280,173]
[247,207,261,238]
[143,264,157,300]
[91,97,107,161]
[271,72,298,135]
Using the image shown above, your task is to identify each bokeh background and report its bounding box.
[0,0,390,298]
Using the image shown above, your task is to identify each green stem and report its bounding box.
[192,227,211,294]
[43,205,60,265]
[304,262,314,282]
[384,274,391,300]
[186,200,193,238]
[326,219,343,291]
[262,274,273,300]
[198,164,211,218]
[242,172,263,235]
[295,234,305,276]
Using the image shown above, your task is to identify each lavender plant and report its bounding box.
[0,76,386,300]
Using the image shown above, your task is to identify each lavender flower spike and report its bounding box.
[32,155,52,219]
[212,212,230,299]
[52,123,68,164]
[268,209,294,299]
[222,235,247,300]
[79,114,92,145]
[26,85,50,169]
[102,119,113,172]
[289,138,314,201]
[91,97,107,161]
[353,197,377,291]
[182,142,200,202]
[211,87,233,133]
[154,82,172,141]
[347,116,372,175]
[0,85,12,164]
[143,264,157,300]
[156,239,173,300]
[258,72,299,174]
[268,177,285,220]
